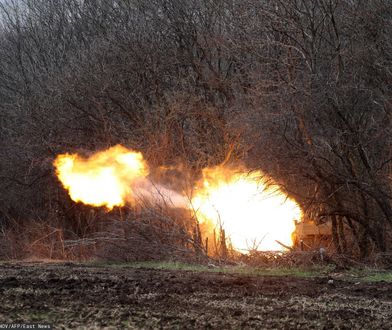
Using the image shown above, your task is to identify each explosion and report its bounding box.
[54,145,302,251]
[191,167,302,251]
[54,145,148,209]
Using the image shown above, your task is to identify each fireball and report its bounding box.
[54,145,302,252]
[191,166,301,251]
[54,145,148,209]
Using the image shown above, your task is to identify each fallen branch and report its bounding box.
[275,240,293,251]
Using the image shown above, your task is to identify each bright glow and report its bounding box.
[54,145,303,252]
[54,145,148,209]
[191,166,301,251]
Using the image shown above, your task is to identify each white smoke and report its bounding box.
[131,178,189,209]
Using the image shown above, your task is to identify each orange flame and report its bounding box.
[191,166,301,251]
[54,145,302,251]
[54,145,148,209]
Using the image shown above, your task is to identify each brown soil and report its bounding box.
[0,263,391,329]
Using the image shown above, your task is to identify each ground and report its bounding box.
[0,262,391,329]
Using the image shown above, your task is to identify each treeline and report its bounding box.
[0,0,391,259]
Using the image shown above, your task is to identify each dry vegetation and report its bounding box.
[0,0,391,261]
